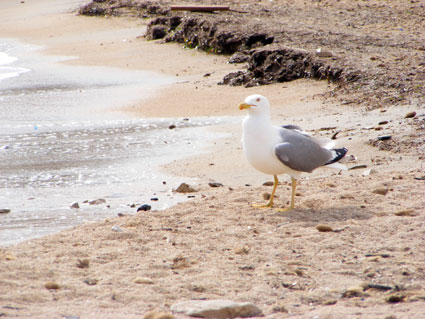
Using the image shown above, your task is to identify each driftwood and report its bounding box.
[170,5,230,12]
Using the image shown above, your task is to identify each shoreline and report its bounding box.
[0,1,424,318]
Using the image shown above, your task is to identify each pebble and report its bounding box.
[45,281,60,290]
[362,168,378,176]
[378,120,389,125]
[137,204,152,212]
[234,245,250,255]
[372,188,389,195]
[111,225,123,232]
[208,182,223,188]
[394,209,417,217]
[342,286,364,298]
[76,259,90,269]
[169,124,176,129]
[386,294,405,303]
[144,309,174,319]
[171,299,263,318]
[83,278,98,286]
[404,111,416,118]
[175,183,197,193]
[89,198,106,205]
[316,224,333,232]
[134,277,154,284]
[0,209,11,214]
[70,202,80,209]
[377,135,392,141]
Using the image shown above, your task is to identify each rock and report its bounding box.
[169,124,176,129]
[45,281,60,290]
[171,299,263,318]
[386,294,405,303]
[234,245,250,255]
[83,278,98,286]
[404,111,416,118]
[0,209,11,214]
[171,255,190,269]
[377,135,392,141]
[372,188,389,195]
[149,25,168,40]
[144,309,175,319]
[316,224,333,232]
[362,168,378,176]
[89,198,106,205]
[111,225,123,232]
[137,204,152,212]
[134,277,154,284]
[315,48,333,57]
[175,183,197,193]
[76,259,90,268]
[342,286,365,298]
[378,120,389,125]
[208,182,223,188]
[70,202,80,209]
[394,209,417,217]
[229,52,250,64]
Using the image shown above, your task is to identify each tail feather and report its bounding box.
[325,147,348,166]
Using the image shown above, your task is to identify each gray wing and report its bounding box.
[274,128,333,173]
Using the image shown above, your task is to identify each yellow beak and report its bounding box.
[239,103,253,110]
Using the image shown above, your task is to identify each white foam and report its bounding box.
[0,51,30,81]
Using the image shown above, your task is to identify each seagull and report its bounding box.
[239,94,347,211]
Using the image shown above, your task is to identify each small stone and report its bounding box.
[169,124,176,129]
[134,277,154,284]
[171,255,190,269]
[323,299,337,305]
[144,309,174,319]
[378,120,389,125]
[208,182,223,188]
[372,188,389,195]
[45,281,60,290]
[235,245,250,255]
[70,202,80,209]
[171,299,263,318]
[377,135,392,141]
[263,181,274,186]
[111,225,123,232]
[83,278,98,286]
[374,126,383,131]
[263,193,271,200]
[315,48,333,57]
[386,294,405,303]
[342,286,364,298]
[137,204,152,212]
[362,168,378,176]
[404,111,416,118]
[175,183,197,193]
[0,209,11,214]
[89,198,106,205]
[76,259,90,269]
[394,209,417,217]
[316,224,333,232]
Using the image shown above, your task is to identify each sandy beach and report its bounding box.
[0,0,424,318]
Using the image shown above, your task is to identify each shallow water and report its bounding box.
[0,39,231,246]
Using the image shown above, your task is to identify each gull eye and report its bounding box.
[256,98,260,102]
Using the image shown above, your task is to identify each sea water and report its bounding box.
[0,39,230,246]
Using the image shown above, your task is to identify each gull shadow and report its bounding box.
[272,205,374,224]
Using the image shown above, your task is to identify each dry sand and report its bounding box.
[0,0,424,318]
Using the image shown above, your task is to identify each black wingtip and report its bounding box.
[325,147,348,165]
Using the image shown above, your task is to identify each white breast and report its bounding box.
[242,115,295,176]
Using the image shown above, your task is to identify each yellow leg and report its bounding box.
[277,177,297,212]
[252,175,278,208]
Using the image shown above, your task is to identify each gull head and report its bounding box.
[238,94,270,116]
